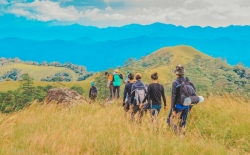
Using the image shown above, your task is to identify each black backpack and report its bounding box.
[176,78,197,105]
[90,87,97,99]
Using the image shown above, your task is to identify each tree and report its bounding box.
[71,85,85,95]
[124,58,137,66]
[19,73,34,88]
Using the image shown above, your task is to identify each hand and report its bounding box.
[172,111,177,117]
[130,105,133,110]
[164,106,167,111]
[139,104,143,109]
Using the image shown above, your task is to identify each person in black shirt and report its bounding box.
[142,72,167,117]
[89,82,98,103]
[123,73,135,112]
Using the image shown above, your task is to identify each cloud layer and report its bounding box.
[1,0,250,27]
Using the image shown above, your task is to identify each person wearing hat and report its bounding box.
[112,69,123,98]
[167,64,195,137]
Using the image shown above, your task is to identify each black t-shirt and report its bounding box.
[143,83,166,106]
[123,82,133,102]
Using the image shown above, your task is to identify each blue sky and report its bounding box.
[0,0,250,27]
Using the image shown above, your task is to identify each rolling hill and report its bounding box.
[0,58,93,84]
[94,45,250,99]
[1,45,250,99]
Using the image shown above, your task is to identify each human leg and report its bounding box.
[151,105,162,116]
[117,86,120,98]
[113,86,117,98]
[109,85,114,98]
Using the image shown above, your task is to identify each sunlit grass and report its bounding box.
[0,95,249,155]
[0,63,79,81]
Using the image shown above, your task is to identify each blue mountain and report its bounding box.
[1,35,250,71]
[1,23,250,41]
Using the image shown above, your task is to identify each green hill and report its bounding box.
[1,45,250,98]
[0,58,93,82]
[95,45,250,99]
[0,63,78,81]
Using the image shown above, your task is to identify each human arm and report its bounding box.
[130,85,135,105]
[142,84,150,103]
[123,85,128,103]
[119,74,123,80]
[161,85,167,107]
[89,88,91,98]
[112,75,115,83]
[171,82,177,111]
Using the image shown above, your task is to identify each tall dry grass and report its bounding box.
[0,95,249,155]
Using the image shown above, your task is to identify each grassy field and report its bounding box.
[0,73,98,95]
[0,63,79,81]
[0,94,249,155]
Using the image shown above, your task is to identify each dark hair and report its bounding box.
[135,73,142,80]
[151,72,158,80]
[105,72,108,75]
[128,73,134,80]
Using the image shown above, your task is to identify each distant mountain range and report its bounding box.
[1,23,250,71]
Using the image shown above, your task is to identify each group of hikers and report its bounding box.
[89,64,202,136]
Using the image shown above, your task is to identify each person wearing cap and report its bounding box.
[105,72,114,99]
[89,82,98,102]
[112,69,123,98]
[167,64,195,136]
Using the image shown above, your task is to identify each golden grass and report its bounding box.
[0,63,78,81]
[0,95,249,155]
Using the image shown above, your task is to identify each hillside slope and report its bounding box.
[0,95,249,154]
[95,45,250,99]
[0,63,78,81]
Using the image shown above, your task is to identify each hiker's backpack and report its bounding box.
[90,87,97,99]
[176,78,197,105]
[134,87,146,105]
[113,74,121,86]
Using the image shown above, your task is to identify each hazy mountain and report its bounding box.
[1,23,250,41]
[1,36,250,71]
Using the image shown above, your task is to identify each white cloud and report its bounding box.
[2,0,250,26]
[105,6,113,11]
[6,0,82,21]
[0,0,8,4]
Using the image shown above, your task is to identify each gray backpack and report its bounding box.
[177,77,198,105]
[134,88,146,105]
